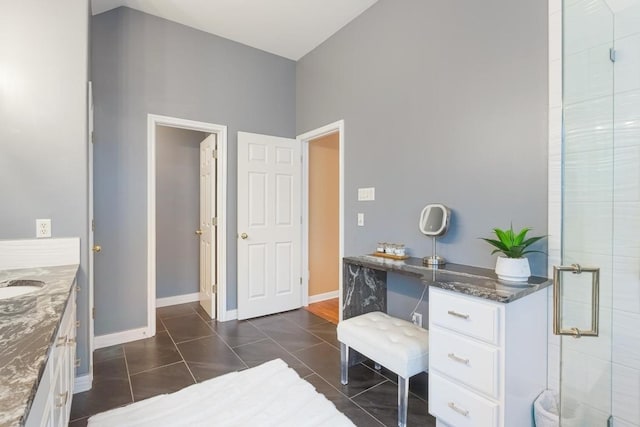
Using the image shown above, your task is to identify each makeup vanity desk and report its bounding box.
[342,255,552,427]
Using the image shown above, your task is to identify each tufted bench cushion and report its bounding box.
[337,311,429,378]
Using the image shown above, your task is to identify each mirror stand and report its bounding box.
[423,237,446,266]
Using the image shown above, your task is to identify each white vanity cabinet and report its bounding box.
[26,286,77,427]
[428,287,547,427]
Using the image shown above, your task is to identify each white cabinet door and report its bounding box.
[237,132,301,320]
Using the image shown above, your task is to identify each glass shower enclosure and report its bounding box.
[558,0,640,426]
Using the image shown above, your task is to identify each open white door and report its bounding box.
[198,134,217,318]
[237,132,301,320]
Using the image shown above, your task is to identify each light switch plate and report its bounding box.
[357,213,365,226]
[358,187,375,201]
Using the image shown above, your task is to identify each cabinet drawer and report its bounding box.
[429,288,500,345]
[429,372,499,427]
[52,299,74,369]
[429,326,499,398]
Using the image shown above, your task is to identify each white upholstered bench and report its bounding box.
[337,311,429,427]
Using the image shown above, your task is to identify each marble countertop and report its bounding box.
[343,255,551,303]
[0,264,78,427]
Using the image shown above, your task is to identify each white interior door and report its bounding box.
[199,134,217,318]
[237,131,301,320]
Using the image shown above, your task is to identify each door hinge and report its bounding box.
[212,283,217,293]
[91,219,95,232]
[299,277,302,285]
[91,131,95,144]
[212,149,218,159]
[212,217,218,226]
[92,307,95,319]
[610,48,616,63]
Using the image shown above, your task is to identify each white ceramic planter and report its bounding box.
[495,256,531,282]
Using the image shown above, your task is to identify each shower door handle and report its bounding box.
[553,264,600,338]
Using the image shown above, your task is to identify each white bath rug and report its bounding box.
[87,358,355,427]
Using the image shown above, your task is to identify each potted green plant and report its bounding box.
[481,225,546,282]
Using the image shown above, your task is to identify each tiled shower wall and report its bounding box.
[548,0,640,426]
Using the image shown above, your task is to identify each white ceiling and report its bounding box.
[91,0,379,60]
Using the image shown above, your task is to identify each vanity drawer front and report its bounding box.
[52,299,74,369]
[429,288,500,345]
[429,326,499,398]
[429,372,499,427]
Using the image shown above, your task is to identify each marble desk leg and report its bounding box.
[342,262,387,366]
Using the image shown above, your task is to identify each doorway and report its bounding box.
[305,132,340,323]
[299,120,345,321]
[155,126,208,308]
[147,114,229,336]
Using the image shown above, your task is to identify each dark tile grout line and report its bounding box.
[360,362,428,403]
[129,360,186,378]
[122,337,135,402]
[191,304,251,370]
[162,323,198,384]
[349,378,390,400]
[298,359,386,426]
[229,336,270,349]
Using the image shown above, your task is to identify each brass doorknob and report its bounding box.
[92,245,102,253]
[195,229,203,235]
[240,233,248,240]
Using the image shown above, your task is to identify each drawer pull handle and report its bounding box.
[448,401,469,417]
[447,310,470,319]
[448,352,470,365]
[56,335,67,347]
[56,391,69,408]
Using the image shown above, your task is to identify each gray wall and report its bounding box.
[0,1,90,373]
[156,126,206,299]
[297,0,549,286]
[92,7,295,335]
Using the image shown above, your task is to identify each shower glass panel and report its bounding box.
[560,0,614,425]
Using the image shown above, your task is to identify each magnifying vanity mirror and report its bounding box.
[419,203,451,266]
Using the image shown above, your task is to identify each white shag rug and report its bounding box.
[87,358,355,427]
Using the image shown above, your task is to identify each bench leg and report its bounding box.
[340,343,349,385]
[398,376,409,427]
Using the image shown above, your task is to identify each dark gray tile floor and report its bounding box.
[69,302,436,427]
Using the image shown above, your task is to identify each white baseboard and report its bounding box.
[156,292,199,308]
[94,327,150,349]
[309,290,339,304]
[74,373,93,394]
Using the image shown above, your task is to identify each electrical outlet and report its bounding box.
[36,219,51,238]
[357,213,364,226]
[411,313,423,328]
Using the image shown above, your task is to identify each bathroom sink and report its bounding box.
[0,280,44,300]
